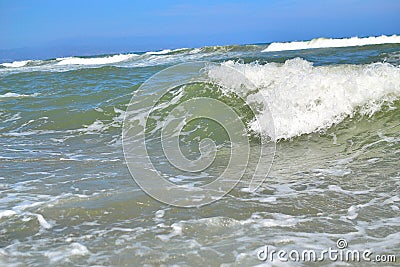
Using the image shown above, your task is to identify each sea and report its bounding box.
[0,35,399,266]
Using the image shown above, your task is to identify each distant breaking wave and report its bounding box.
[0,92,38,98]
[144,48,189,55]
[1,60,31,68]
[0,38,399,73]
[263,35,400,52]
[56,54,138,65]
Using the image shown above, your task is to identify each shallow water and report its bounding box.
[0,40,399,266]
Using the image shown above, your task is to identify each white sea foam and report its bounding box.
[145,48,190,55]
[263,35,400,52]
[36,214,52,229]
[56,54,137,65]
[0,210,16,219]
[1,60,31,68]
[145,49,173,55]
[189,48,202,54]
[0,92,38,98]
[155,209,165,218]
[208,58,400,140]
[157,223,183,241]
[80,119,110,134]
[45,243,90,263]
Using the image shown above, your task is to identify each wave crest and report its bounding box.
[263,35,400,52]
[56,54,137,65]
[1,60,31,68]
[208,58,400,140]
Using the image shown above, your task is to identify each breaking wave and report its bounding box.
[56,54,138,65]
[263,35,400,52]
[208,58,400,140]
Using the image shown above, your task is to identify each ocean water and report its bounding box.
[0,36,400,266]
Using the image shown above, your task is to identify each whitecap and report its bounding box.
[1,60,31,68]
[0,92,38,98]
[208,58,400,140]
[263,35,400,52]
[56,54,137,65]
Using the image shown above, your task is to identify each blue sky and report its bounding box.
[0,0,399,59]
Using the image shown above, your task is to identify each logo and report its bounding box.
[122,62,275,207]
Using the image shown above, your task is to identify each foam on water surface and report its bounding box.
[263,35,400,52]
[0,38,399,266]
[208,58,400,139]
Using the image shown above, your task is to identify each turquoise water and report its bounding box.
[0,42,399,266]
